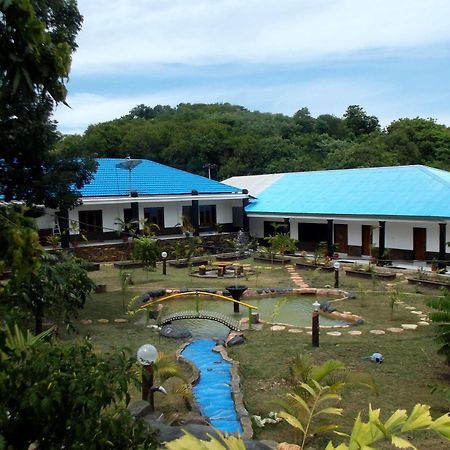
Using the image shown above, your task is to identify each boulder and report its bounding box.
[159,324,192,339]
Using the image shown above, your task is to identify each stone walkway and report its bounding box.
[285,265,310,288]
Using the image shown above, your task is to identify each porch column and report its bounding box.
[242,189,249,232]
[130,191,140,230]
[439,223,447,269]
[327,219,334,257]
[379,221,386,261]
[58,209,70,249]
[284,217,290,235]
[191,190,199,236]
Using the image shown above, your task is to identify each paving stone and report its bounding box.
[410,310,423,315]
[386,327,404,333]
[288,329,303,333]
[270,325,286,331]
[417,321,430,326]
[404,306,416,310]
[369,329,386,335]
[348,330,362,335]
[114,318,128,323]
[97,319,109,324]
[80,319,92,325]
[306,331,313,335]
[326,331,342,336]
[401,324,418,330]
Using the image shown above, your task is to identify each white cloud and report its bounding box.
[72,0,450,74]
[54,76,450,134]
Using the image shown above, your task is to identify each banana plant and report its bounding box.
[325,403,450,450]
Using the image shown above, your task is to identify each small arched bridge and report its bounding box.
[160,310,240,330]
[138,290,258,330]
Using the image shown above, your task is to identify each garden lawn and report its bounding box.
[71,259,449,449]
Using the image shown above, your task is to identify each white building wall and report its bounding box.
[36,209,55,230]
[66,198,241,233]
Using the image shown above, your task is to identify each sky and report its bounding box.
[55,0,450,134]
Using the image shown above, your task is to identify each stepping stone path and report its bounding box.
[404,306,416,310]
[417,321,430,326]
[326,331,342,336]
[410,310,423,315]
[97,319,109,324]
[370,329,386,335]
[80,319,92,325]
[288,329,303,333]
[114,318,128,323]
[285,265,310,288]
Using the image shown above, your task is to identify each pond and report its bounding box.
[157,294,344,339]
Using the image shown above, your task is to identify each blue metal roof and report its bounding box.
[245,165,450,219]
[81,158,240,197]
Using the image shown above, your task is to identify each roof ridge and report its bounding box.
[416,165,450,189]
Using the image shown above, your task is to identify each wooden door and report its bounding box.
[361,225,372,256]
[413,228,427,260]
[334,224,348,253]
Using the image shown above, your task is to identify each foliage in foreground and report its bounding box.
[0,326,159,449]
[166,404,450,450]
[427,288,450,365]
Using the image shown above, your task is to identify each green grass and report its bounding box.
[70,259,450,448]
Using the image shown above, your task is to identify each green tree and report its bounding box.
[0,328,159,449]
[2,252,95,334]
[343,105,380,137]
[0,0,96,209]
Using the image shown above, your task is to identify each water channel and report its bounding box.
[175,295,345,434]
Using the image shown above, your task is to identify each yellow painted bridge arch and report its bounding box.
[139,290,258,329]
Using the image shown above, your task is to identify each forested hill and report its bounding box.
[56,103,450,179]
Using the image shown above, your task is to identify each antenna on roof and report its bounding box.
[116,156,142,195]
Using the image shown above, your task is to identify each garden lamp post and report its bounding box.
[137,344,162,411]
[312,300,320,347]
[333,261,341,288]
[161,251,168,275]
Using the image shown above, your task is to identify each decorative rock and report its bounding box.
[160,324,192,339]
[270,325,286,331]
[326,331,342,336]
[114,318,128,323]
[348,330,362,335]
[288,329,303,333]
[417,321,430,326]
[80,319,92,325]
[386,327,404,333]
[370,329,386,335]
[97,319,109,324]
[401,324,418,330]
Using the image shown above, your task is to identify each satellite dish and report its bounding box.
[116,157,142,171]
[116,157,142,195]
